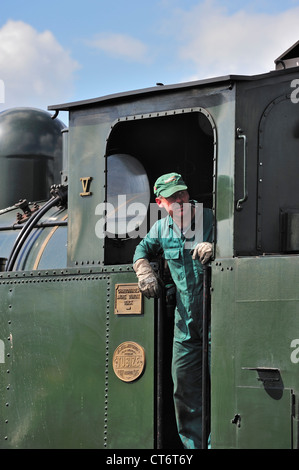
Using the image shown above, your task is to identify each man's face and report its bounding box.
[156,190,191,224]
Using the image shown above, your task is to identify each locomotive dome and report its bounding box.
[0,107,65,207]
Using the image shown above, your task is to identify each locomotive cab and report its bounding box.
[49,89,219,448]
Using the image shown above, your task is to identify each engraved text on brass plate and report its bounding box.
[113,341,145,382]
[114,283,142,315]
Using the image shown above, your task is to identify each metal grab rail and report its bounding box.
[236,128,248,211]
[202,264,211,449]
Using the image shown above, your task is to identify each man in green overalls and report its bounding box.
[133,172,213,449]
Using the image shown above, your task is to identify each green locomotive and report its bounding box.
[1,42,299,449]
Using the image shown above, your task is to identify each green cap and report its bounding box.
[153,172,188,198]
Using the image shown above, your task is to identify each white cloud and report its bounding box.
[168,0,299,80]
[0,20,80,110]
[87,32,150,63]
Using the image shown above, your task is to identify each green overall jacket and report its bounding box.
[133,204,213,340]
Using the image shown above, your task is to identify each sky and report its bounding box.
[0,0,299,124]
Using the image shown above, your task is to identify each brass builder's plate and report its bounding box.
[112,341,145,382]
[114,283,142,315]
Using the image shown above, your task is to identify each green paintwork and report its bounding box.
[107,272,155,449]
[211,256,299,449]
[0,268,154,448]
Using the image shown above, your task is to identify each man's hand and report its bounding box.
[192,242,213,264]
[133,258,162,298]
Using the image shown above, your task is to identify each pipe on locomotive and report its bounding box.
[5,184,67,272]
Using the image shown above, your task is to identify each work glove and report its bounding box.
[192,242,213,264]
[133,258,162,299]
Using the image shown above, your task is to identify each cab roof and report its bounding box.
[47,67,294,113]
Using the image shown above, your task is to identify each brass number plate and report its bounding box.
[114,283,142,315]
[113,341,145,382]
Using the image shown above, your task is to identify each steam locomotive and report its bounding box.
[1,41,299,449]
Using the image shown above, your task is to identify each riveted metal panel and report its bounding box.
[105,270,155,449]
[233,71,299,255]
[211,256,299,449]
[0,270,107,448]
[257,95,299,253]
[0,267,155,449]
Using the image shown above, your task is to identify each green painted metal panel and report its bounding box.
[105,271,155,449]
[210,259,236,449]
[0,272,107,448]
[236,388,292,449]
[0,268,155,449]
[211,256,299,449]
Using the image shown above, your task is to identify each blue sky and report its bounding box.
[0,0,299,123]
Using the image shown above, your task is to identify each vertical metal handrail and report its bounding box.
[202,264,211,449]
[236,128,248,211]
[156,294,164,449]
